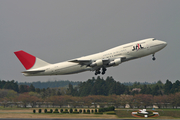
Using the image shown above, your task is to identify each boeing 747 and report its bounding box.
[14,38,167,76]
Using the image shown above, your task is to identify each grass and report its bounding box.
[157,108,180,111]
[0,107,117,118]
[115,110,134,118]
[2,107,180,119]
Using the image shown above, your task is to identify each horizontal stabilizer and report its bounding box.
[22,70,45,74]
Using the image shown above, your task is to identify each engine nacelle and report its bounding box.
[108,58,121,66]
[90,59,103,67]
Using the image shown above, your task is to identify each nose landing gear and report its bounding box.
[152,54,156,61]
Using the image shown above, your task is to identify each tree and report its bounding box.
[66,83,74,95]
[140,84,147,94]
[168,94,176,108]
[57,90,61,96]
[0,97,9,108]
[29,95,40,108]
[152,85,161,96]
[153,96,163,108]
[161,95,169,108]
[18,93,31,108]
[164,79,172,94]
[170,80,180,93]
[35,88,40,93]
[117,94,133,108]
[136,94,153,108]
[19,85,29,93]
[174,92,180,108]
[29,84,35,92]
[134,94,142,108]
[57,96,66,108]
[83,96,94,108]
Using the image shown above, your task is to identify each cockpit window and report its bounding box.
[152,38,156,41]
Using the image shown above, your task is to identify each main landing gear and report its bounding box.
[152,54,156,61]
[95,67,107,75]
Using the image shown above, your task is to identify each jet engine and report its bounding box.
[108,58,121,66]
[90,59,103,67]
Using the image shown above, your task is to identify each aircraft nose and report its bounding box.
[158,40,167,47]
[161,41,167,47]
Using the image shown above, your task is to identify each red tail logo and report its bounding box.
[14,50,36,70]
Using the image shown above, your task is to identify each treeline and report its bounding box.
[0,80,19,92]
[19,80,80,89]
[66,76,180,96]
[1,77,180,109]
[71,76,127,96]
[1,92,180,109]
[1,77,180,97]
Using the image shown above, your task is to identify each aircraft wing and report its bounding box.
[69,56,127,67]
[69,59,110,66]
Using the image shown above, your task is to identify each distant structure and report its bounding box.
[132,88,141,92]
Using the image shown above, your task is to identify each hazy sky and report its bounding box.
[0,0,179,83]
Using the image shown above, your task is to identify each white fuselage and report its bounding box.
[23,38,167,76]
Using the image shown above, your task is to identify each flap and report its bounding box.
[68,59,92,65]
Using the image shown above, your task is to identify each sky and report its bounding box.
[0,0,179,83]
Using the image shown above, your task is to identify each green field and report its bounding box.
[1,107,180,119]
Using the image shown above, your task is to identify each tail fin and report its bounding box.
[14,50,50,70]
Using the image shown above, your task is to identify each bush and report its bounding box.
[95,109,97,113]
[83,109,86,113]
[60,109,63,113]
[44,109,47,113]
[74,108,77,112]
[53,108,59,113]
[65,109,68,112]
[46,111,52,113]
[39,109,41,113]
[50,109,53,113]
[84,112,90,114]
[109,106,115,111]
[94,112,103,114]
[72,111,79,114]
[70,108,73,113]
[53,111,59,113]
[91,109,94,113]
[99,108,104,112]
[62,111,69,114]
[79,109,82,113]
[87,109,90,113]
[33,109,36,113]
[99,106,115,112]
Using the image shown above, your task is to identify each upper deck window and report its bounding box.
[152,38,156,41]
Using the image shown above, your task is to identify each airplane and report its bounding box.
[14,38,167,76]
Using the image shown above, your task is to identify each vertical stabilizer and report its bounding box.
[14,50,50,70]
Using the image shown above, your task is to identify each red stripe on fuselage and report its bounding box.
[14,50,36,70]
[138,44,140,50]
